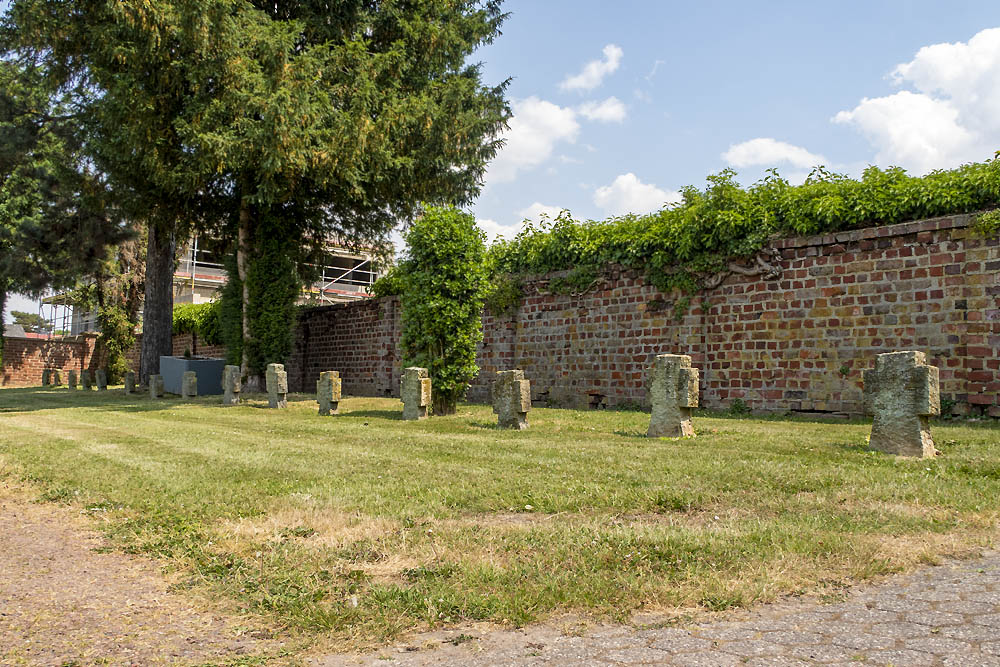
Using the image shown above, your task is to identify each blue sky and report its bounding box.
[470,1,1000,239]
[7,1,1000,321]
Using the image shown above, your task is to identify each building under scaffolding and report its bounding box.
[42,236,384,335]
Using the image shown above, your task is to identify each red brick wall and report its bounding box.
[1,334,99,387]
[277,212,999,416]
[288,297,402,398]
[12,213,996,416]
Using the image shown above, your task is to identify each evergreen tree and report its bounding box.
[3,1,510,382]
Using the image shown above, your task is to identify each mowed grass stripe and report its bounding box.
[1,389,998,647]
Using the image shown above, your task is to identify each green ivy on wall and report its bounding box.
[373,160,1000,313]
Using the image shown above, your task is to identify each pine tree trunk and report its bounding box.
[139,223,176,385]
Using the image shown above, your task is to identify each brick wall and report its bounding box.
[1,334,99,387]
[279,212,999,417]
[288,297,402,398]
[10,213,996,416]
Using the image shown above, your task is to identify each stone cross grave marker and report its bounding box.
[67,370,78,390]
[81,370,94,391]
[96,369,107,391]
[222,365,241,406]
[863,350,940,457]
[150,374,164,399]
[181,371,198,400]
[401,367,431,420]
[124,371,136,394]
[317,371,341,416]
[492,370,531,430]
[266,363,288,409]
[647,354,699,438]
[51,369,63,386]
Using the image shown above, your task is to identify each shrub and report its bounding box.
[172,301,222,346]
[399,206,487,415]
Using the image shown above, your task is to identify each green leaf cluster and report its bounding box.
[399,206,487,414]
[172,301,222,347]
[485,161,1000,299]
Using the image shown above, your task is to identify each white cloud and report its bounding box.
[488,97,580,183]
[477,218,521,243]
[560,44,623,92]
[722,138,826,169]
[834,27,1000,174]
[577,96,627,123]
[518,202,565,224]
[593,173,680,216]
[833,92,974,174]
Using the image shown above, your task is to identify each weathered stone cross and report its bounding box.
[266,363,288,409]
[863,350,939,457]
[317,371,341,416]
[647,354,699,438]
[401,367,431,420]
[492,370,531,430]
[181,371,198,399]
[222,365,240,406]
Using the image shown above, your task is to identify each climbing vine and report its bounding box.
[373,159,1000,314]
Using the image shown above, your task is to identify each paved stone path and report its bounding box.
[317,550,1000,666]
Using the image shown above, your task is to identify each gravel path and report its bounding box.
[315,550,1000,666]
[0,485,274,666]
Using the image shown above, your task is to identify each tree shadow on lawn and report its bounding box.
[0,386,232,415]
[338,409,402,421]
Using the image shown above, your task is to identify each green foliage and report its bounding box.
[97,304,135,383]
[549,265,600,295]
[486,161,1000,299]
[219,253,245,368]
[973,209,1000,237]
[172,301,222,347]
[10,310,51,333]
[400,206,487,414]
[483,274,523,316]
[244,219,300,375]
[369,264,407,298]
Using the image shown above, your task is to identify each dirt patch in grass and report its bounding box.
[0,473,280,666]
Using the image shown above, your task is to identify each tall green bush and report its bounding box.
[400,206,487,415]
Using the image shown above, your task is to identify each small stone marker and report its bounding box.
[81,370,94,391]
[150,374,164,399]
[95,369,107,391]
[124,371,136,394]
[67,370,78,389]
[181,371,197,399]
[42,369,51,387]
[266,363,288,409]
[647,354,699,438]
[317,370,342,416]
[51,369,62,386]
[222,365,241,406]
[401,367,431,420]
[492,370,531,429]
[863,350,940,457]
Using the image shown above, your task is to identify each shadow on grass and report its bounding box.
[342,409,402,421]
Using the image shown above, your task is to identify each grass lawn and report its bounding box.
[1,387,998,649]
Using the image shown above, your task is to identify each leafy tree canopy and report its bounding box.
[10,309,50,333]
